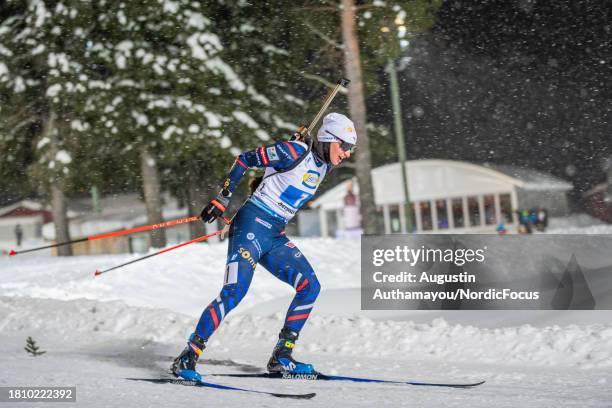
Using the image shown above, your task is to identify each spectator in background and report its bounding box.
[14,224,23,247]
[535,208,548,232]
[336,181,362,238]
[496,222,507,235]
[516,209,532,234]
[528,209,538,228]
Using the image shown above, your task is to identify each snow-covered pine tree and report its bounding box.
[162,0,312,238]
[0,0,99,255]
[80,0,284,246]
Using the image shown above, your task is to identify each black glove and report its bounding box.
[201,190,230,224]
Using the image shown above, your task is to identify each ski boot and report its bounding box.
[171,333,206,381]
[267,327,316,374]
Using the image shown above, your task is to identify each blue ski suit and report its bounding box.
[195,140,329,341]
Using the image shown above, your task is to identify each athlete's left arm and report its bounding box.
[222,141,307,195]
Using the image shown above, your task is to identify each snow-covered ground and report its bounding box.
[1,218,611,407]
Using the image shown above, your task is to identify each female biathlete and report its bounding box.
[172,113,357,380]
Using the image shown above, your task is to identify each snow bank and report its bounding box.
[301,315,612,369]
[209,311,612,369]
[2,296,611,369]
[0,296,192,344]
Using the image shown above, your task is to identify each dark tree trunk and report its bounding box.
[187,180,206,240]
[46,110,73,256]
[340,0,379,234]
[140,146,167,248]
[50,179,72,256]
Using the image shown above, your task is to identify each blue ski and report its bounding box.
[127,377,316,399]
[211,372,485,388]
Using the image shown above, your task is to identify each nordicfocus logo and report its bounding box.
[281,373,319,380]
[239,247,256,268]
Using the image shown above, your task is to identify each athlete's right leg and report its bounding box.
[172,236,258,379]
[172,204,270,378]
[195,226,261,342]
[194,257,256,341]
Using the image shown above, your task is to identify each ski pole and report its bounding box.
[94,216,232,277]
[8,215,202,256]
